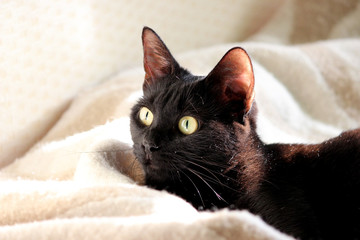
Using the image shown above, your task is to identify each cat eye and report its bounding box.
[139,107,154,126]
[178,116,199,135]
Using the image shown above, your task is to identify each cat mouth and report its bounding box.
[143,152,162,171]
[144,152,151,165]
[137,146,173,174]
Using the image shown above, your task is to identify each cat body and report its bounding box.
[253,131,360,239]
[130,27,360,239]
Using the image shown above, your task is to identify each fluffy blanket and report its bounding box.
[1,1,360,240]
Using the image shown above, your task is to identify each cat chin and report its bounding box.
[137,154,168,173]
[145,172,172,190]
[144,163,161,171]
[141,160,172,180]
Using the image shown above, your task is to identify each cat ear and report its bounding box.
[142,27,177,90]
[205,47,255,116]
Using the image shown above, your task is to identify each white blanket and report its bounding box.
[1,1,360,239]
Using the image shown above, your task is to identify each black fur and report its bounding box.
[130,27,360,239]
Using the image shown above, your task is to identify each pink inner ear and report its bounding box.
[142,28,173,85]
[144,47,171,80]
[208,47,255,112]
[224,48,254,96]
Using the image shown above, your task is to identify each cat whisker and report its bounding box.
[173,150,230,168]
[179,169,205,208]
[182,158,222,183]
[187,168,228,204]
[169,151,240,185]
[187,167,241,193]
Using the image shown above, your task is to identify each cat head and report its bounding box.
[130,27,257,208]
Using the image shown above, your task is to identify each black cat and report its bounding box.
[130,27,360,239]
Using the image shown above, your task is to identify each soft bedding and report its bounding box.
[1,1,359,239]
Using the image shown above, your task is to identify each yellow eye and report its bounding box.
[178,116,199,135]
[139,107,153,126]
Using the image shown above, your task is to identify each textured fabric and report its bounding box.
[0,0,281,166]
[1,0,360,239]
[1,0,359,167]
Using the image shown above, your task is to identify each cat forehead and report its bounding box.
[143,76,205,114]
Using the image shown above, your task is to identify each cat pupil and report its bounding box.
[145,111,149,120]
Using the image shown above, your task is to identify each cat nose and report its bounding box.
[149,145,160,152]
[143,141,161,153]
